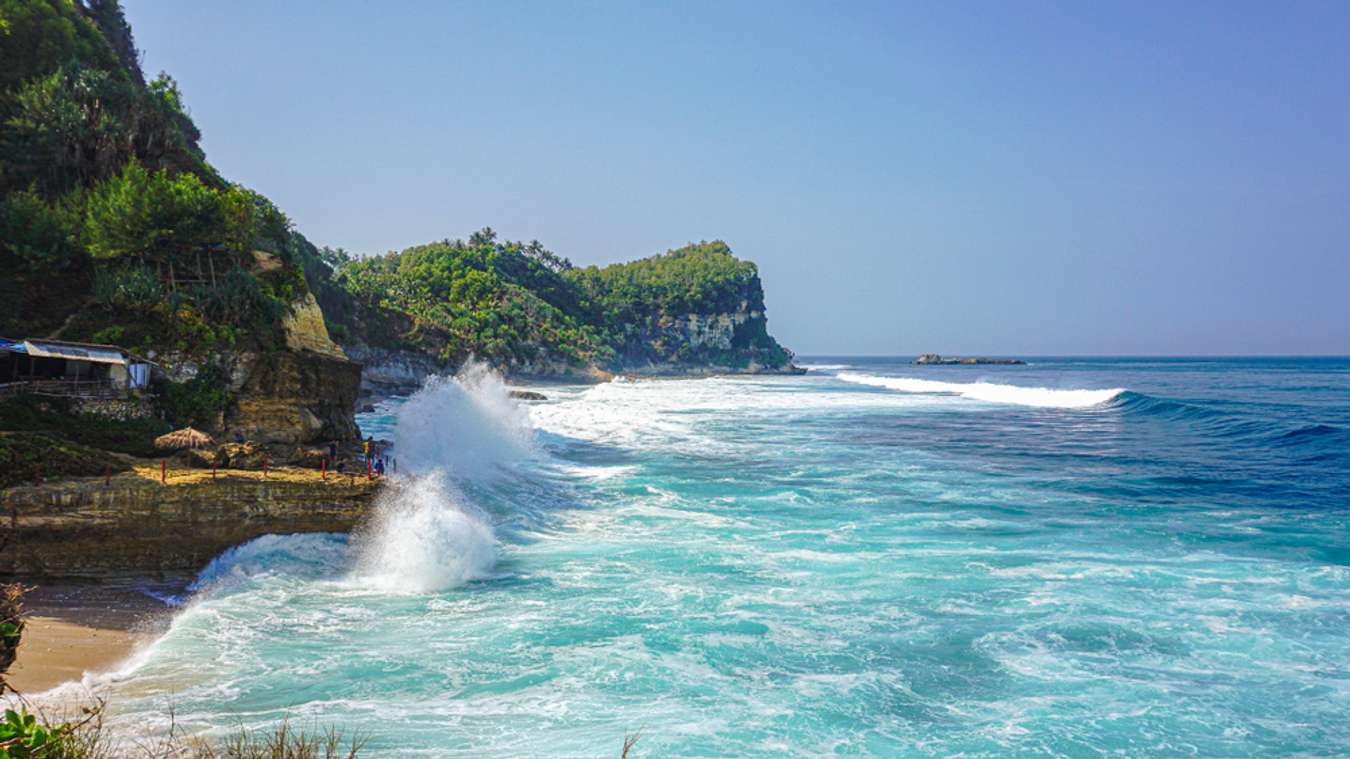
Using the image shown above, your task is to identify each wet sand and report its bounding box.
[5,584,173,694]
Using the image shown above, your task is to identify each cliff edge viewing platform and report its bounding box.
[1,464,381,580]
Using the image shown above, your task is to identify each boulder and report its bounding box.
[218,442,266,470]
[509,390,548,401]
[186,447,223,468]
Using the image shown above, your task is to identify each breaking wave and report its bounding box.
[349,361,532,593]
[835,372,1125,409]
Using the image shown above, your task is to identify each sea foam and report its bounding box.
[835,372,1124,408]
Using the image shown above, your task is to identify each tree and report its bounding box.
[84,159,232,286]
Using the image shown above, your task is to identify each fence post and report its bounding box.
[322,458,327,481]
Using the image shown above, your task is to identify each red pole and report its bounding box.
[160,459,166,483]
[322,458,327,481]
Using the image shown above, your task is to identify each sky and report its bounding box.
[123,0,1350,355]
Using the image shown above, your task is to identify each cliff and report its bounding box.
[1,465,379,580]
[151,293,363,444]
[320,236,797,388]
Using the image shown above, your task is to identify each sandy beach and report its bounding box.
[5,585,172,694]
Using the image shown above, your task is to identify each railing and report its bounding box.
[0,379,127,399]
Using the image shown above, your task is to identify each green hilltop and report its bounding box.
[0,0,794,379]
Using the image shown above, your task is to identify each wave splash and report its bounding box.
[349,362,533,593]
[836,372,1124,409]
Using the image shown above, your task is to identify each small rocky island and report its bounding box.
[914,353,1025,365]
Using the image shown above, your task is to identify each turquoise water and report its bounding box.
[99,358,1350,756]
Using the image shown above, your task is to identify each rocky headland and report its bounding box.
[914,353,1026,365]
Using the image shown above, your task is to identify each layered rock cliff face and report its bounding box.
[1,466,378,579]
[156,296,363,443]
[611,288,797,375]
[230,350,362,444]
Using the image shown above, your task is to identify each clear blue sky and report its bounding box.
[124,0,1349,355]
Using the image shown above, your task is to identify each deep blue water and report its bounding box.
[93,357,1349,756]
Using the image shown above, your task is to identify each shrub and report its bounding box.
[91,265,162,309]
[158,364,232,431]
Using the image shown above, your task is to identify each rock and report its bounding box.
[509,390,547,401]
[218,441,266,469]
[291,446,329,467]
[914,354,1025,365]
[186,447,223,468]
[359,402,376,413]
[228,350,363,445]
[282,293,347,359]
[0,467,379,578]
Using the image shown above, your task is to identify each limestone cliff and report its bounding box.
[155,295,363,443]
[1,466,379,579]
[608,283,798,376]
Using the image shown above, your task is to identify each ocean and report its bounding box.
[96,357,1350,756]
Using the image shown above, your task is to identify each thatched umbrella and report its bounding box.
[155,427,216,451]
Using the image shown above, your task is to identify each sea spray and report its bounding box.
[391,361,535,478]
[350,362,535,592]
[350,473,496,592]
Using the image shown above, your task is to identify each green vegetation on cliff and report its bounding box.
[324,233,792,373]
[0,0,313,354]
[0,0,793,380]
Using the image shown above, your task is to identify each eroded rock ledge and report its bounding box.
[1,465,380,581]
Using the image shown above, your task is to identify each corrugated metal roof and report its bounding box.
[0,338,26,353]
[23,340,128,365]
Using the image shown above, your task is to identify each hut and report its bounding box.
[0,338,155,398]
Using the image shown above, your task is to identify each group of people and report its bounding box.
[326,437,397,477]
[363,436,396,476]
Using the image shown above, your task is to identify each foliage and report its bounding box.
[324,233,792,372]
[0,187,88,333]
[91,264,162,308]
[0,704,364,759]
[0,0,297,358]
[83,159,246,267]
[332,231,610,368]
[158,364,233,430]
[0,397,167,459]
[0,708,68,758]
[566,240,762,322]
[0,583,27,674]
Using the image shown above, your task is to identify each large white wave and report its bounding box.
[350,362,533,593]
[350,473,497,593]
[835,372,1124,409]
[391,362,535,479]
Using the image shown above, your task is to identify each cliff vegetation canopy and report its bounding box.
[324,234,792,372]
[0,0,792,378]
